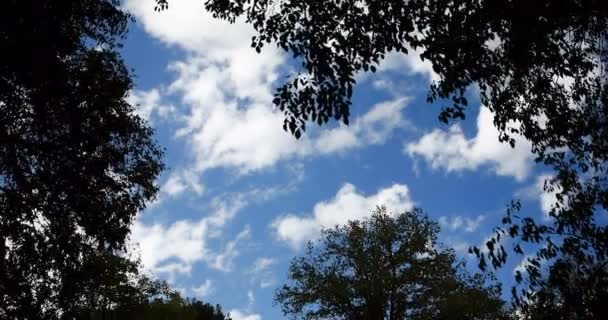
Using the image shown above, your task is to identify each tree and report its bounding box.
[117,296,231,320]
[155,0,608,310]
[517,257,608,320]
[70,252,232,320]
[275,207,505,320]
[0,1,164,318]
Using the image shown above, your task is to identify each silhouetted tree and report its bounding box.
[1,1,164,318]
[82,281,231,320]
[64,252,231,320]
[155,0,608,312]
[119,296,231,320]
[275,207,505,320]
[515,257,608,320]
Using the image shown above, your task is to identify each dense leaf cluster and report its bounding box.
[517,258,608,319]
[275,207,505,320]
[72,253,231,320]
[1,1,164,318]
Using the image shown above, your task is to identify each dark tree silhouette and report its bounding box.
[275,207,505,320]
[516,257,608,320]
[77,255,231,320]
[1,1,164,318]
[155,0,608,311]
[71,254,230,320]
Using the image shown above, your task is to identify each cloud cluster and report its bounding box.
[124,0,413,185]
[273,183,415,249]
[130,195,246,276]
[405,107,533,181]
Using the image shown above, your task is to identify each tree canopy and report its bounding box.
[66,252,232,320]
[155,0,608,310]
[1,1,164,318]
[275,207,505,320]
[516,256,608,319]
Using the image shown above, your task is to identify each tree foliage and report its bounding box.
[1,1,164,318]
[275,207,505,320]
[71,253,231,320]
[516,257,608,319]
[155,0,608,310]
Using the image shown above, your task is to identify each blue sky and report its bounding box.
[120,1,556,318]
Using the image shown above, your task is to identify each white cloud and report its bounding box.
[247,290,255,308]
[208,226,251,272]
[131,219,207,275]
[127,88,175,123]
[438,214,485,232]
[538,176,557,217]
[405,107,533,181]
[161,169,204,198]
[440,233,474,256]
[123,0,257,57]
[379,47,440,83]
[314,97,410,154]
[251,257,276,274]
[228,310,262,320]
[248,257,277,289]
[443,237,471,254]
[130,195,246,276]
[259,279,276,289]
[175,79,409,175]
[273,183,415,249]
[162,175,188,196]
[533,174,563,220]
[357,44,439,85]
[227,290,261,320]
[513,254,536,275]
[515,174,565,221]
[191,279,214,297]
[124,0,411,180]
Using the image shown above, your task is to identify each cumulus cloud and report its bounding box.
[124,0,411,182]
[123,0,289,171]
[273,183,415,249]
[123,0,258,57]
[130,195,246,276]
[405,107,533,181]
[379,47,440,83]
[171,65,409,175]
